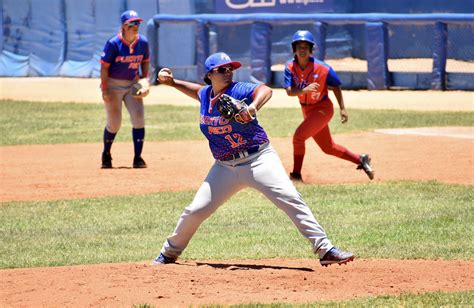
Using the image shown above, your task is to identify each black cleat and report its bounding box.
[133,156,147,168]
[101,152,112,169]
[357,154,374,180]
[289,172,303,182]
[320,247,355,267]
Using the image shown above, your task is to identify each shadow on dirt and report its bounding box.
[195,262,314,272]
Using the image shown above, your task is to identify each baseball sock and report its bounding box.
[103,128,116,154]
[132,127,145,157]
[293,154,304,174]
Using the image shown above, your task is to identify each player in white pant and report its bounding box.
[153,52,354,267]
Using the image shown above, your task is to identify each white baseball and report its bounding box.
[158,69,170,80]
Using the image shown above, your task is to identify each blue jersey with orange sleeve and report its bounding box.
[284,57,341,105]
[198,82,269,160]
[100,33,150,80]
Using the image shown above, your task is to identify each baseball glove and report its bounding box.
[216,94,255,124]
[130,83,143,97]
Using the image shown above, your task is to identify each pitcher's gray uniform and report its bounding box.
[153,52,354,267]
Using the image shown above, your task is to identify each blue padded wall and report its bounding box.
[1,0,31,76]
[1,0,473,90]
[59,0,96,77]
[250,22,272,85]
[158,0,196,81]
[29,0,65,76]
[432,22,448,90]
[365,22,389,90]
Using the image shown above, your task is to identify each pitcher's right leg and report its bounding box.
[157,162,244,262]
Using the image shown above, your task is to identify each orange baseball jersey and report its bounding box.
[284,57,341,105]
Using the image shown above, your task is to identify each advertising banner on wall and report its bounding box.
[216,0,343,13]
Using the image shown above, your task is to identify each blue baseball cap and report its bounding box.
[121,10,143,25]
[203,52,241,84]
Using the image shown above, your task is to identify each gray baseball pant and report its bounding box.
[160,145,334,259]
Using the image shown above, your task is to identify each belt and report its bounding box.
[220,143,267,161]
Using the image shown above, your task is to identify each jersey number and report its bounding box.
[225,134,247,148]
[310,92,321,100]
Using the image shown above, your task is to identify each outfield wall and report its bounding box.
[149,13,474,90]
[1,0,473,90]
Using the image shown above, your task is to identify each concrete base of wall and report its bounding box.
[390,72,432,89]
[448,73,474,90]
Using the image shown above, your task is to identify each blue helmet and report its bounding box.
[291,30,315,51]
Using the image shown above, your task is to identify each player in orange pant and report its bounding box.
[284,30,374,181]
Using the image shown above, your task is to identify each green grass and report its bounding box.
[1,100,472,306]
[0,100,200,145]
[1,181,472,269]
[0,100,472,145]
[200,290,474,307]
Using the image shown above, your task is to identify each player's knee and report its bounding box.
[130,112,145,127]
[275,190,306,209]
[107,121,121,133]
[293,134,306,146]
[183,204,215,220]
[132,118,145,128]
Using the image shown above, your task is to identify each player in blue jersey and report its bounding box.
[152,52,354,267]
[99,10,150,169]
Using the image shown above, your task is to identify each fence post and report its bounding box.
[196,21,210,83]
[209,25,218,55]
[432,22,448,90]
[365,22,390,90]
[250,22,272,85]
[313,22,327,61]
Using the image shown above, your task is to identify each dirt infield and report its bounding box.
[1,128,473,306]
[0,129,473,202]
[1,79,473,306]
[2,259,473,307]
